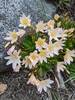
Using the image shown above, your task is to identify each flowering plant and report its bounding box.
[4,14,75,93]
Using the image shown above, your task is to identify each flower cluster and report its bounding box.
[5,14,75,93]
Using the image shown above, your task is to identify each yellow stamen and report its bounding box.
[50,32,56,37]
[39,50,46,57]
[36,38,45,46]
[20,18,29,25]
[11,32,17,39]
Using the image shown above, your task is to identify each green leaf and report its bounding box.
[60,17,75,29]
[67,63,75,78]
[37,61,54,77]
[51,90,60,100]
[64,37,75,49]
[21,35,35,58]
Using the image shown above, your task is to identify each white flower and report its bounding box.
[22,51,39,69]
[64,49,75,65]
[27,74,39,85]
[47,20,55,29]
[46,40,64,56]
[22,56,33,69]
[35,38,47,51]
[4,30,19,44]
[36,79,54,93]
[46,42,54,57]
[5,49,21,72]
[48,28,64,41]
[19,14,31,28]
[38,49,49,63]
[27,74,54,93]
[54,14,60,21]
[5,30,25,44]
[52,40,64,55]
[57,62,69,73]
[28,51,39,67]
[36,21,46,32]
[17,29,25,37]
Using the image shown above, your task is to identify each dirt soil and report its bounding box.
[0,68,75,100]
[0,68,48,100]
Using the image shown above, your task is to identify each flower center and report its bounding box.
[29,53,38,62]
[37,39,45,47]
[48,45,53,51]
[51,32,56,37]
[11,32,17,39]
[39,50,46,57]
[20,18,29,25]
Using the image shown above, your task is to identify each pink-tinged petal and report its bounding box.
[7,45,15,55]
[13,64,21,72]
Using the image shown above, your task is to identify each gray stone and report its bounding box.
[0,0,56,72]
[0,69,48,100]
